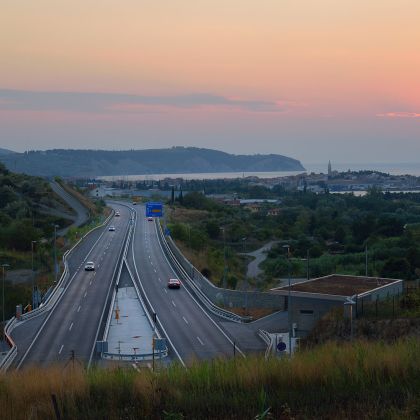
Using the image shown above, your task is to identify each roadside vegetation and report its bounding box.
[0,165,107,324]
[166,184,420,290]
[0,338,418,419]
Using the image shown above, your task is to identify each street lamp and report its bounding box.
[344,296,356,340]
[283,244,292,356]
[365,241,368,277]
[53,225,59,284]
[31,240,37,309]
[220,227,227,289]
[2,263,10,342]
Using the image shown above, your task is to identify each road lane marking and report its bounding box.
[69,322,74,331]
[77,305,81,312]
[84,291,87,298]
[59,344,64,354]
[171,300,176,307]
[89,280,92,285]
[158,278,161,282]
[196,336,204,346]
[154,268,157,273]
[164,289,167,294]
[182,316,189,324]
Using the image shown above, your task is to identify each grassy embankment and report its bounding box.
[0,339,419,419]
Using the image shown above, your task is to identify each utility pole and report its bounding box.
[2,264,10,342]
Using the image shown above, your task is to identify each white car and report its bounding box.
[108,225,116,231]
[115,211,121,217]
[84,261,95,271]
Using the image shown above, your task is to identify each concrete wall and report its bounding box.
[287,280,404,337]
[165,235,286,310]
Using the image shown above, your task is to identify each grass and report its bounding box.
[1,339,419,419]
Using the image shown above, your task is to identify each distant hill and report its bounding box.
[0,147,305,177]
[0,148,16,155]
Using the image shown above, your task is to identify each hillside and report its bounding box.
[0,148,16,155]
[0,147,305,177]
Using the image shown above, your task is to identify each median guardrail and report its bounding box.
[0,210,114,372]
[155,220,252,323]
[101,209,167,361]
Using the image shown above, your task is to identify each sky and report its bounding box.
[1,0,419,164]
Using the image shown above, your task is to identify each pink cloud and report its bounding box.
[376,112,420,118]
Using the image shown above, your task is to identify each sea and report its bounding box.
[98,162,420,181]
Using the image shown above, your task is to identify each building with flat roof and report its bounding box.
[271,274,403,337]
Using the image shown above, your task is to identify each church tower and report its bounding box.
[328,160,332,178]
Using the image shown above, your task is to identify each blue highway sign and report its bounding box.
[146,202,163,218]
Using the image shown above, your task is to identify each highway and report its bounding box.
[127,204,241,365]
[15,204,130,368]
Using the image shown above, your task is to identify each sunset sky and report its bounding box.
[1,0,419,164]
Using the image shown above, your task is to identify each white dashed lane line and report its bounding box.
[196,336,204,346]
[59,344,64,354]
[69,322,73,331]
[77,305,81,312]
[182,316,189,325]
[171,300,176,307]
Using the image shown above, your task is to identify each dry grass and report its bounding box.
[1,339,419,419]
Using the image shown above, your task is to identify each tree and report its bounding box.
[380,257,411,280]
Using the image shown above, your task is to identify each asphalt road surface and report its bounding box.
[50,181,90,236]
[16,204,129,368]
[127,204,241,365]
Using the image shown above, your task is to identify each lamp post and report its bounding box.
[283,244,292,356]
[53,225,59,284]
[31,240,37,309]
[344,297,356,340]
[220,227,227,289]
[365,243,368,277]
[2,263,10,342]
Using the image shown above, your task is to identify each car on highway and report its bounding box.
[84,261,95,271]
[108,225,116,231]
[132,202,137,205]
[115,211,121,217]
[168,278,181,289]
[147,217,153,221]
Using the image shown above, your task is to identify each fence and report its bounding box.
[356,283,419,319]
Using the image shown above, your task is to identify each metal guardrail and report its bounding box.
[0,318,18,372]
[155,220,252,323]
[101,209,167,361]
[0,210,114,372]
[258,329,273,360]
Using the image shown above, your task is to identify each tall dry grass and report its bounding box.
[0,339,419,419]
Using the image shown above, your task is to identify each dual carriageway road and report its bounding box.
[13,202,247,368]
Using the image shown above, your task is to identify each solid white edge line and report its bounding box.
[154,221,246,358]
[130,207,186,368]
[16,218,111,369]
